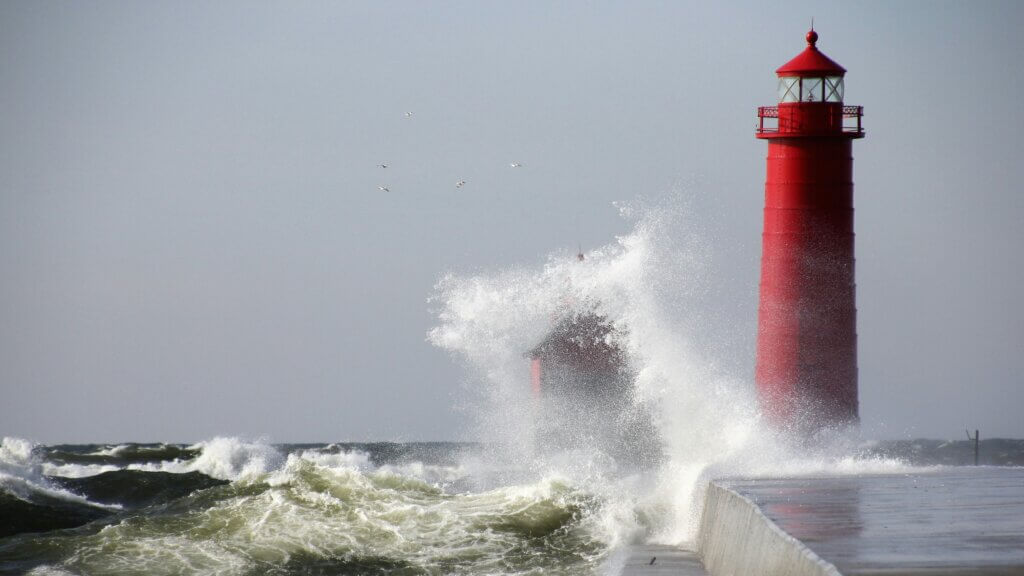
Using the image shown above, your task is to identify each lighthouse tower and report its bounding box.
[754,29,864,431]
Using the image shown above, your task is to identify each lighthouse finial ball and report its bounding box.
[806,29,819,47]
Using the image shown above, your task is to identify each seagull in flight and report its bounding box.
[456,180,466,188]
[378,163,388,169]
[404,111,414,118]
[378,186,390,193]
[509,162,522,168]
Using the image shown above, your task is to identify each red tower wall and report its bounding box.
[755,133,859,428]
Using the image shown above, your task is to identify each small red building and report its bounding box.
[527,309,658,463]
[528,311,629,400]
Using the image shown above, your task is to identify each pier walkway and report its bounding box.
[619,467,1024,575]
[701,467,1024,576]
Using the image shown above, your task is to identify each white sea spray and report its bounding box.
[41,462,121,478]
[429,200,916,547]
[126,436,285,481]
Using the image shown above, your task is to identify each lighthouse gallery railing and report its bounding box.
[756,105,863,135]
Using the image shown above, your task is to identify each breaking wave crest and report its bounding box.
[429,200,916,545]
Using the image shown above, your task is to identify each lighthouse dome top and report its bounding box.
[776,29,846,77]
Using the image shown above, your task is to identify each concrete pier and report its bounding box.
[698,467,1024,575]
[617,468,1024,575]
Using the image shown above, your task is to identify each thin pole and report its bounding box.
[967,428,980,465]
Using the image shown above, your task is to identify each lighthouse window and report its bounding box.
[778,76,799,102]
[803,77,823,102]
[825,76,844,102]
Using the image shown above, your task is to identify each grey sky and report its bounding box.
[2,1,1022,442]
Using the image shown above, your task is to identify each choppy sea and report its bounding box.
[2,436,1022,575]
[2,438,608,575]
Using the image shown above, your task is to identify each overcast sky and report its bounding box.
[2,1,1022,443]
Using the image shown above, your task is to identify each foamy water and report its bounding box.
[1,438,614,575]
[0,437,120,511]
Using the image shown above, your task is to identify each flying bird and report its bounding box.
[510,162,522,168]
[378,164,388,169]
[404,111,414,118]
[456,180,466,188]
[378,186,390,192]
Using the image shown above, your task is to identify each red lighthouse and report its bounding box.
[754,29,864,431]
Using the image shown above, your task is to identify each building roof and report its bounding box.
[776,29,846,77]
[528,311,624,373]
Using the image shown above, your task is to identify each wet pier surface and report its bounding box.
[614,545,708,576]
[723,467,1024,575]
